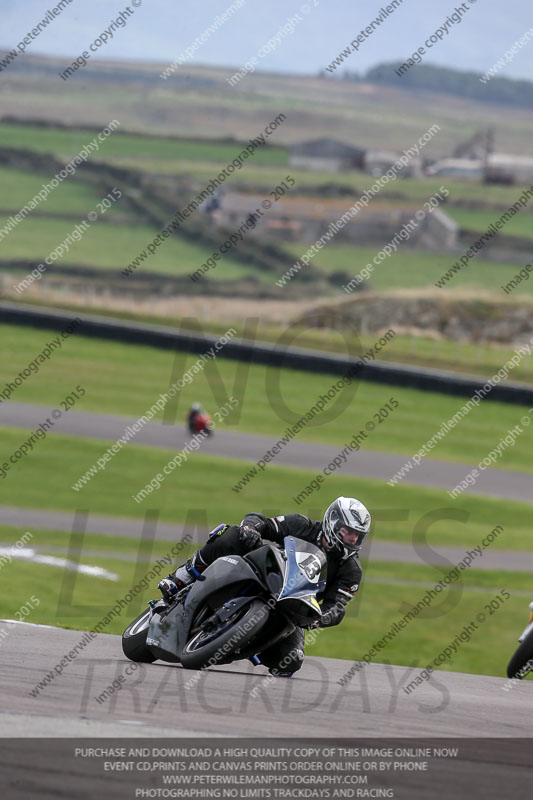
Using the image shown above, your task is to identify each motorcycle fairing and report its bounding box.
[147,555,263,661]
[243,542,287,595]
[276,537,326,625]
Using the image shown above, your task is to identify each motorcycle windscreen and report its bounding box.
[276,536,326,624]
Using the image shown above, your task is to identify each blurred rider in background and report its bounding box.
[187,402,212,436]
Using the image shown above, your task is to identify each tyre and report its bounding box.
[122,608,157,663]
[506,630,533,679]
[180,598,270,670]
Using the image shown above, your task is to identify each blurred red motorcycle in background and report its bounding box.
[187,403,213,437]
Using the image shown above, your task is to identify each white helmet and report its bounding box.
[322,496,371,558]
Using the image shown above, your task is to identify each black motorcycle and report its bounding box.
[122,536,326,670]
[506,601,533,679]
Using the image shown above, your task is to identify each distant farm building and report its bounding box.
[215,192,459,250]
[453,129,493,161]
[485,154,533,184]
[426,158,484,180]
[289,139,366,172]
[364,149,422,178]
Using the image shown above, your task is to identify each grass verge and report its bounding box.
[1,325,533,472]
[1,429,531,550]
[11,299,533,384]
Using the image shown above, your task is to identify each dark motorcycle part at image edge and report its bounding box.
[506,601,533,680]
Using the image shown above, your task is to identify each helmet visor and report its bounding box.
[337,524,364,549]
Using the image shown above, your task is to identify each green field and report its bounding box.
[98,154,533,211]
[1,427,531,551]
[2,325,532,473]
[285,242,531,293]
[316,568,528,676]
[19,300,533,383]
[219,321,533,382]
[0,524,529,677]
[0,216,257,280]
[0,167,125,218]
[3,121,531,214]
[3,117,533,304]
[0,123,288,167]
[447,206,533,240]
[4,202,530,289]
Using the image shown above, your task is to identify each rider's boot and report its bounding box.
[158,551,207,602]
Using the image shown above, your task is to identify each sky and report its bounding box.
[1,0,532,81]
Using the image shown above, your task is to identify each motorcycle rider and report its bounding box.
[187,402,205,435]
[159,496,370,676]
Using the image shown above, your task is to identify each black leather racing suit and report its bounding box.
[197,512,362,674]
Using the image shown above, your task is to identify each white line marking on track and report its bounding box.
[0,546,118,580]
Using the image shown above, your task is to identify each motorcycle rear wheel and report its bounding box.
[180,598,270,670]
[122,608,157,663]
[506,630,533,679]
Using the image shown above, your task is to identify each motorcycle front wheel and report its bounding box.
[122,608,157,663]
[180,598,270,670]
[507,630,533,679]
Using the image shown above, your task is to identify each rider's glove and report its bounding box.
[239,525,263,551]
[318,603,346,628]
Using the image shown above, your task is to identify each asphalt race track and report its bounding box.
[1,621,530,739]
[1,398,532,799]
[1,401,532,502]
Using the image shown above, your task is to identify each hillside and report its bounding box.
[2,53,533,154]
[2,53,533,374]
